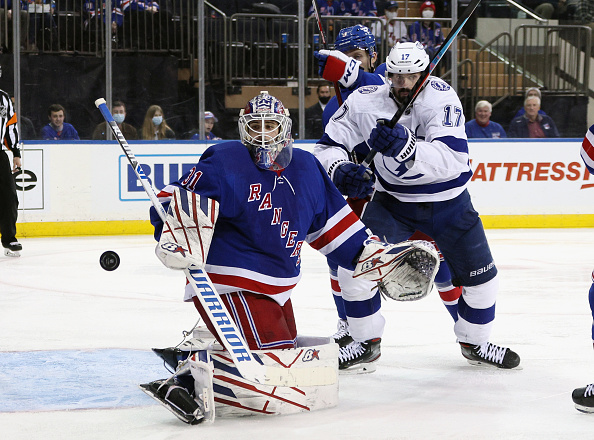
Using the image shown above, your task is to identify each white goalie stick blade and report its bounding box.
[353,239,440,301]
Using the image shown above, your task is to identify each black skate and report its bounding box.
[152,347,194,372]
[339,338,381,374]
[3,241,21,257]
[460,342,520,369]
[572,384,594,413]
[140,378,204,425]
[332,319,354,348]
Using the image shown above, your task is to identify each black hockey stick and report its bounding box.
[311,0,344,106]
[360,0,481,168]
[95,98,336,387]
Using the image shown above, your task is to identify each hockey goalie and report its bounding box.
[141,91,439,425]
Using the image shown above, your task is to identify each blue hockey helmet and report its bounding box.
[334,24,376,57]
[238,91,293,171]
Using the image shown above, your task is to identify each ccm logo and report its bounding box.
[470,262,494,277]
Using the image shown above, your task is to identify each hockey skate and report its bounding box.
[332,319,353,348]
[459,342,521,369]
[339,338,381,374]
[572,384,594,413]
[140,378,204,425]
[3,241,21,257]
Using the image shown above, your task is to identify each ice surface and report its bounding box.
[1,230,593,439]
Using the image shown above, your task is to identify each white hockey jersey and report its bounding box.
[314,77,472,202]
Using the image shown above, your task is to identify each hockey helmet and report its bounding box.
[334,24,376,57]
[238,91,293,171]
[386,41,430,74]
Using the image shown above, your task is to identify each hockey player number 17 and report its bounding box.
[443,105,463,127]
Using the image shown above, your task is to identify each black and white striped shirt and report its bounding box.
[0,89,20,158]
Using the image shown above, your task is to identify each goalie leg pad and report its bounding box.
[353,239,440,301]
[189,351,216,423]
[155,187,219,270]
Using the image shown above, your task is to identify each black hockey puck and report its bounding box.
[100,250,120,271]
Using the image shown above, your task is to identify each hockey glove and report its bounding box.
[368,119,416,162]
[314,49,361,88]
[330,161,374,198]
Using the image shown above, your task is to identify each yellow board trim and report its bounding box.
[17,220,154,237]
[14,215,594,238]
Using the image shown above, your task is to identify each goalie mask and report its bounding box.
[238,91,293,171]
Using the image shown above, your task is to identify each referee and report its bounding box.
[0,88,22,256]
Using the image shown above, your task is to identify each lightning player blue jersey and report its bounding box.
[150,141,370,306]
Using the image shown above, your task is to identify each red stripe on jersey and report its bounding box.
[582,131,594,161]
[439,286,462,302]
[208,273,297,295]
[157,190,172,198]
[309,210,360,250]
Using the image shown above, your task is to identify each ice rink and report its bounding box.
[2,229,594,439]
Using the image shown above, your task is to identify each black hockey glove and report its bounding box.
[368,119,417,163]
[330,161,374,199]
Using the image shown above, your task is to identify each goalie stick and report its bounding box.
[95,98,335,388]
[360,0,482,168]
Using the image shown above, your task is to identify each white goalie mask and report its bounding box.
[238,91,293,171]
[385,41,430,74]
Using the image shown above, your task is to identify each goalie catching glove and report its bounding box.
[353,238,440,301]
[314,49,361,88]
[155,187,219,270]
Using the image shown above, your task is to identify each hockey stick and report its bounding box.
[311,0,343,106]
[95,98,336,387]
[360,0,481,168]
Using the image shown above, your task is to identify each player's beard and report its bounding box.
[393,87,411,107]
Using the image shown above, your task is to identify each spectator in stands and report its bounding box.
[92,100,137,140]
[140,104,175,140]
[25,0,56,52]
[0,1,28,53]
[371,1,407,46]
[408,1,444,59]
[347,0,378,16]
[465,100,507,139]
[40,103,80,140]
[185,111,222,140]
[513,87,548,119]
[305,84,331,140]
[121,0,161,49]
[84,0,124,49]
[308,0,350,16]
[508,95,560,138]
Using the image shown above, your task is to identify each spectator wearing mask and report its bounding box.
[140,104,175,140]
[305,84,332,140]
[92,100,138,140]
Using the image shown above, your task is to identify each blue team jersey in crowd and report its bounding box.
[465,119,507,139]
[581,124,594,174]
[151,141,369,306]
[40,123,80,140]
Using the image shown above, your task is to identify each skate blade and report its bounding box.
[339,363,377,375]
[4,249,20,257]
[574,403,594,413]
[465,359,523,370]
[139,383,204,425]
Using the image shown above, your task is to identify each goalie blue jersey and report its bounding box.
[151,141,369,306]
